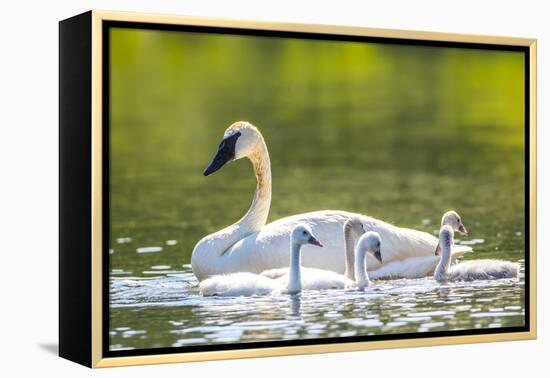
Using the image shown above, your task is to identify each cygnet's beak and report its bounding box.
[458,224,468,236]
[373,250,383,264]
[435,244,441,256]
[308,236,323,247]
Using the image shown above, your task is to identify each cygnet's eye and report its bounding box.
[457,217,461,223]
[376,241,381,247]
[302,231,308,236]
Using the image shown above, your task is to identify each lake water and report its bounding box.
[108,27,526,351]
[109,262,524,351]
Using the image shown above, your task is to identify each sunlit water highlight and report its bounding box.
[109,262,524,351]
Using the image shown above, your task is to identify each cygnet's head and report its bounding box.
[441,210,468,236]
[358,231,382,263]
[435,224,454,256]
[344,218,366,236]
[292,224,323,247]
[204,121,262,176]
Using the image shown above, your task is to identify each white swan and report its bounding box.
[260,218,382,290]
[434,224,519,282]
[368,210,471,279]
[191,121,472,281]
[343,217,380,281]
[199,224,323,296]
[350,226,383,290]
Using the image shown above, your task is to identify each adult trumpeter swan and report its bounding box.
[199,224,323,296]
[260,218,382,290]
[191,121,472,281]
[434,225,519,282]
[368,210,470,280]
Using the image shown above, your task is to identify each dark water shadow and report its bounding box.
[38,343,58,355]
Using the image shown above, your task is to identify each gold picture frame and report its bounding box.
[59,9,537,368]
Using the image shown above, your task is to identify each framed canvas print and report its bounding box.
[59,10,537,368]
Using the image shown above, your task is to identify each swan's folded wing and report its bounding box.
[199,272,279,297]
[449,259,519,281]
[450,245,473,264]
[364,221,440,263]
[260,268,288,279]
[451,245,473,256]
[300,269,351,290]
[368,255,440,280]
[368,245,474,280]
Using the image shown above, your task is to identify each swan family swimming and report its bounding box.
[259,218,381,290]
[199,224,324,296]
[192,121,520,297]
[191,121,471,281]
[200,220,383,296]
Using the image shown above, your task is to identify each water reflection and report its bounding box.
[289,295,302,317]
[109,263,524,350]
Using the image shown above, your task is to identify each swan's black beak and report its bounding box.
[435,244,441,256]
[373,250,382,264]
[308,236,323,247]
[203,132,241,176]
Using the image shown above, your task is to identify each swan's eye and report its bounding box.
[457,218,461,223]
[302,231,307,236]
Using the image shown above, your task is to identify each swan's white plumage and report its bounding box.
[368,249,468,280]
[194,208,472,281]
[367,210,472,279]
[199,272,281,296]
[199,224,324,296]
[261,267,353,290]
[434,225,519,282]
[444,259,519,281]
[259,268,288,280]
[259,219,381,290]
[192,122,473,281]
[369,255,443,280]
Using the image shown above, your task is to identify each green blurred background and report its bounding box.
[108,27,525,273]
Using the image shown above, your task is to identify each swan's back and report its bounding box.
[298,268,352,290]
[260,268,288,279]
[448,259,519,281]
[368,251,470,280]
[261,267,352,290]
[199,272,280,297]
[368,255,440,280]
[199,210,472,280]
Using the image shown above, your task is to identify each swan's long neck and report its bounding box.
[192,133,272,280]
[287,242,302,294]
[344,222,356,281]
[435,241,452,281]
[199,138,271,254]
[355,244,370,288]
[240,138,272,235]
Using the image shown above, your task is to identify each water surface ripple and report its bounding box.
[109,263,524,351]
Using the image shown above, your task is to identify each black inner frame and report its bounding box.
[102,20,531,359]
